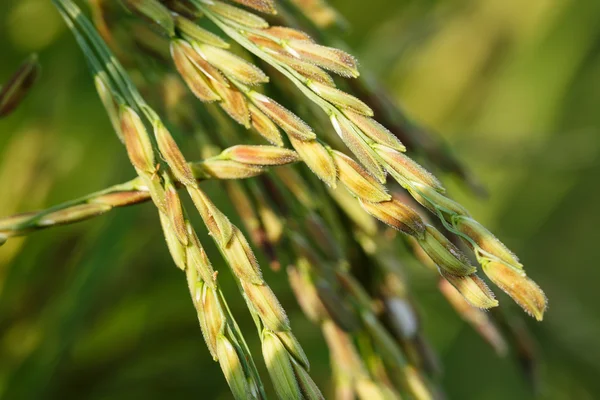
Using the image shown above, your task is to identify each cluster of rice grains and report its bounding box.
[0,0,547,398]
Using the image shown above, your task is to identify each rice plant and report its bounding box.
[0,0,548,398]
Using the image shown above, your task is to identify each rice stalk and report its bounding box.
[66,0,534,340]
[2,0,551,398]
[53,1,321,397]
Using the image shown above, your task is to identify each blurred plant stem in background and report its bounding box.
[1,0,599,398]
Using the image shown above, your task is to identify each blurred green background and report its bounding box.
[1,0,599,398]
